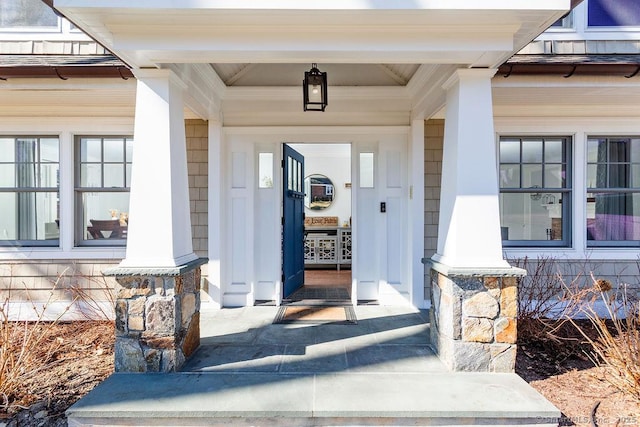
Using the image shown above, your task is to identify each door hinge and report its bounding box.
[281,159,285,168]
[281,217,285,226]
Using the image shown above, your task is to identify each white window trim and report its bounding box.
[496,117,640,262]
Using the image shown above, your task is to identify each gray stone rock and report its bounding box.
[115,338,146,372]
[452,342,490,372]
[115,300,127,333]
[160,348,185,372]
[183,271,197,293]
[455,277,484,291]
[462,292,499,319]
[144,348,161,371]
[146,296,176,334]
[490,343,516,372]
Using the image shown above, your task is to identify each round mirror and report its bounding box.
[304,174,335,210]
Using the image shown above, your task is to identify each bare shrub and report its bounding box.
[67,271,115,321]
[511,256,599,362]
[0,265,115,414]
[565,277,640,402]
[0,275,76,413]
[512,256,568,346]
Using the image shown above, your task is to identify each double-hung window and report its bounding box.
[499,137,572,246]
[75,137,132,246]
[0,137,60,246]
[587,137,640,247]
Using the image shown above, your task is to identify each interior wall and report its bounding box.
[291,144,352,226]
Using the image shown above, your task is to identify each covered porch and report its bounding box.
[54,0,570,375]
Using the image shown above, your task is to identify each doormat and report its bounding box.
[273,305,357,325]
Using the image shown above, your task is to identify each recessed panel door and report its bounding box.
[282,144,305,298]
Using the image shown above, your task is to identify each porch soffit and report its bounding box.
[53,3,569,69]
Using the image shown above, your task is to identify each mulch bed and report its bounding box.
[516,318,640,426]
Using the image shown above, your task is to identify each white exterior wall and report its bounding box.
[211,127,415,307]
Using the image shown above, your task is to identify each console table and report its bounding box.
[304,227,351,270]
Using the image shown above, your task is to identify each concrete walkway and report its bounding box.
[67,305,560,426]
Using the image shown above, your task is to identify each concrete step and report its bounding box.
[67,371,560,427]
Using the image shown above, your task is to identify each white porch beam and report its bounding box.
[432,69,510,270]
[119,69,198,268]
[408,64,460,121]
[164,63,226,121]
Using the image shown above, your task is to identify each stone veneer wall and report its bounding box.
[112,266,202,372]
[424,119,444,300]
[430,269,520,372]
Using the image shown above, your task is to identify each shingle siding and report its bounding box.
[424,119,444,300]
[186,119,209,259]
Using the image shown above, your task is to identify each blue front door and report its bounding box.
[282,144,305,298]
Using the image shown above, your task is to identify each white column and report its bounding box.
[207,120,223,308]
[119,69,197,268]
[432,69,510,270]
[410,119,426,307]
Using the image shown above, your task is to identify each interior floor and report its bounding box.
[284,269,352,303]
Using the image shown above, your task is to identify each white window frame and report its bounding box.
[586,135,640,248]
[498,136,573,248]
[74,135,132,247]
[0,135,60,247]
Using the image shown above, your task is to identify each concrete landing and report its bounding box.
[67,305,560,427]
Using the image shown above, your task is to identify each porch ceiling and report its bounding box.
[51,0,570,122]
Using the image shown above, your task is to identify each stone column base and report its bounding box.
[104,258,207,372]
[428,261,525,372]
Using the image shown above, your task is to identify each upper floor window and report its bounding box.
[75,137,132,246]
[550,11,574,29]
[588,0,640,27]
[499,137,572,247]
[587,137,640,246]
[0,137,60,246]
[0,0,59,30]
